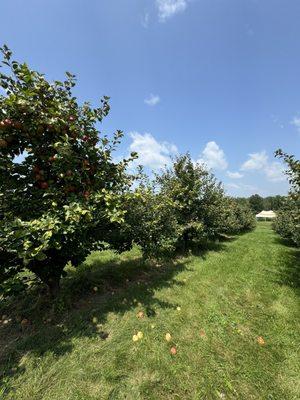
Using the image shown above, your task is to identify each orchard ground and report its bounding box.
[0,222,299,399]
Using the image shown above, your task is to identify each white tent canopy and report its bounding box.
[256,210,277,219]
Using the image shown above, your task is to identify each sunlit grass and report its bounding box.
[0,222,299,399]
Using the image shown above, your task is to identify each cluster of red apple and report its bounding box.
[33,162,90,195]
[33,166,49,189]
[0,118,22,130]
[32,153,95,197]
[0,118,23,148]
[1,112,98,200]
[0,113,98,149]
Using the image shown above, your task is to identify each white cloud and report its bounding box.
[291,116,300,133]
[198,141,228,171]
[241,151,286,183]
[129,132,177,170]
[225,182,260,196]
[156,0,187,21]
[271,114,284,129]
[264,162,286,182]
[241,151,268,171]
[144,94,160,106]
[226,171,243,179]
[226,182,240,190]
[141,12,150,28]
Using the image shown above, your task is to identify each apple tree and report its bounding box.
[0,46,136,295]
[121,170,181,259]
[156,154,227,251]
[274,150,300,246]
[221,198,256,234]
[155,154,256,252]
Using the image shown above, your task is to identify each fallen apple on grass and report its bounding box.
[165,333,172,342]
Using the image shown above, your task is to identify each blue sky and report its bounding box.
[1,0,300,196]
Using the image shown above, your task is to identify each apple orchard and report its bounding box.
[0,46,259,297]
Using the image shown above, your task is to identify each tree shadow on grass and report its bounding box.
[273,236,300,293]
[177,235,234,259]
[0,241,227,393]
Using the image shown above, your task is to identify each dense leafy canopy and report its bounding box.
[221,198,256,234]
[273,150,300,247]
[0,46,136,294]
[120,155,255,259]
[157,154,227,250]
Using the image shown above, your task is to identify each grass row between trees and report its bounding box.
[0,222,299,399]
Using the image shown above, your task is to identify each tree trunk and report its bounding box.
[29,262,62,298]
[47,277,61,297]
[183,230,189,254]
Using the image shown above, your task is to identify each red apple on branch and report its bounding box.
[40,182,49,189]
[66,185,76,193]
[4,119,12,126]
[83,191,90,199]
[0,139,8,148]
[13,121,23,129]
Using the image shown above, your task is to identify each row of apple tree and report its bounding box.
[0,46,255,296]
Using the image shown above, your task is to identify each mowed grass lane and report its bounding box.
[0,222,299,399]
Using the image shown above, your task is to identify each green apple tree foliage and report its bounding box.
[221,198,256,234]
[273,150,300,246]
[155,154,256,252]
[121,169,181,259]
[156,154,228,251]
[0,46,136,295]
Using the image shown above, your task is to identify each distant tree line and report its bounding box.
[235,194,286,214]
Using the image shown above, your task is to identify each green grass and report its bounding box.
[0,222,299,399]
